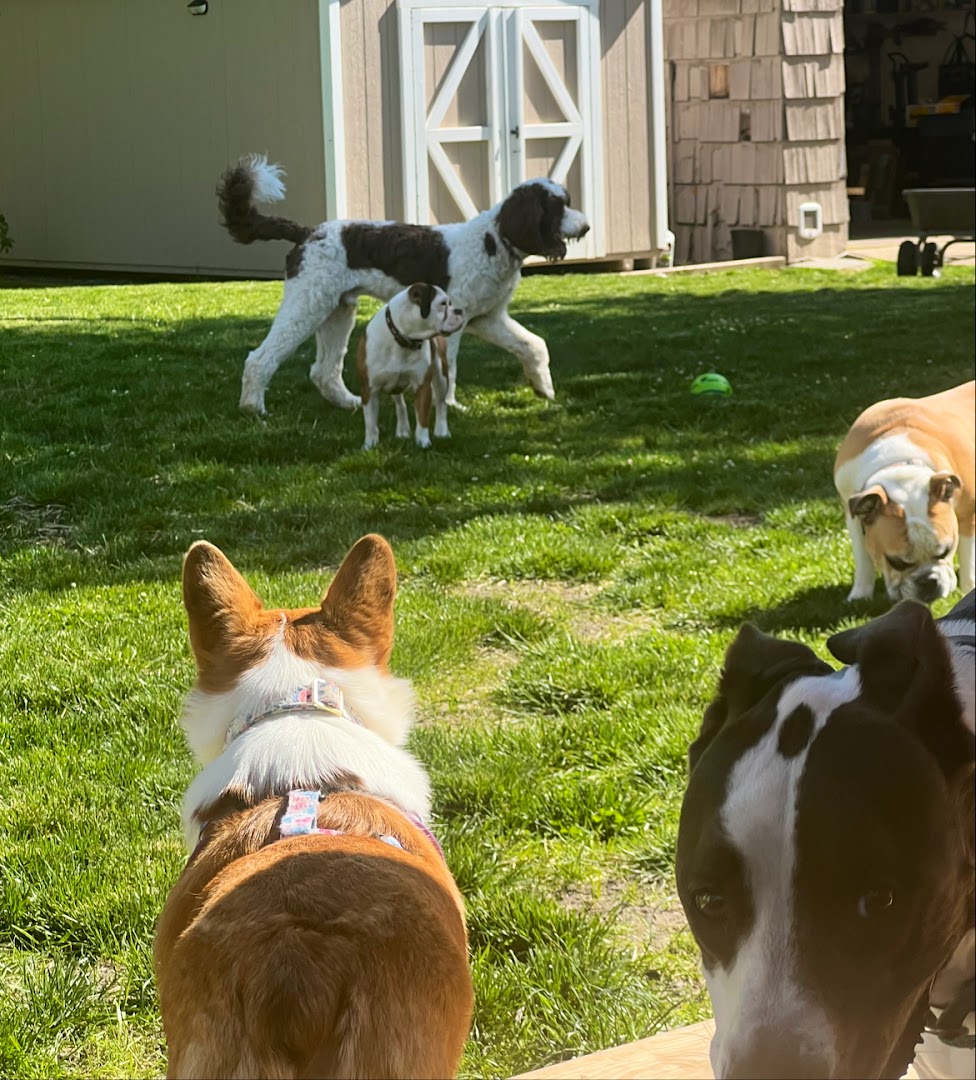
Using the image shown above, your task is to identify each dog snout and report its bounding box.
[913,569,944,603]
[725,1033,830,1080]
[578,223,590,239]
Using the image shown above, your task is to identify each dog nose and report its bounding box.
[725,1032,829,1080]
[915,570,942,601]
[578,223,590,238]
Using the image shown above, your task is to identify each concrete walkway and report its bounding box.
[791,231,975,272]
[847,233,975,266]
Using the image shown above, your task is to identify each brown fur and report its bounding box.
[407,283,437,320]
[496,184,568,261]
[341,223,450,291]
[415,338,449,430]
[155,536,473,1079]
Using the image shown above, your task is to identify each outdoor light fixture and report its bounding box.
[187,0,209,14]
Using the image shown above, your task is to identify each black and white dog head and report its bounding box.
[496,179,589,261]
[393,284,464,340]
[677,603,974,1080]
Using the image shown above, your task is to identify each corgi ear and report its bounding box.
[320,534,397,669]
[182,541,264,667]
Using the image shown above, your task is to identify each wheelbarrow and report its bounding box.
[897,187,976,277]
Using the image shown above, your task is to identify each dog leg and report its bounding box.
[845,513,877,601]
[394,395,411,440]
[431,359,451,440]
[443,333,467,411]
[413,382,432,449]
[240,285,325,416]
[310,301,361,411]
[958,531,975,593]
[466,309,555,400]
[362,396,381,450]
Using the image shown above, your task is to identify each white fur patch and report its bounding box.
[709,667,862,1077]
[834,431,936,501]
[181,713,431,851]
[179,638,426,851]
[181,638,415,764]
[244,154,286,204]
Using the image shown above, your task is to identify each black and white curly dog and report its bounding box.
[216,155,590,417]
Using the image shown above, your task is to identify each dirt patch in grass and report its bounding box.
[1,496,71,546]
[557,878,689,955]
[418,645,521,726]
[459,579,660,643]
[557,877,707,1012]
[463,578,602,607]
[702,512,761,528]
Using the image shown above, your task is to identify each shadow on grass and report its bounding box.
[709,583,894,636]
[1,275,973,590]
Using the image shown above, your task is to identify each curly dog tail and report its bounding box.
[216,155,312,246]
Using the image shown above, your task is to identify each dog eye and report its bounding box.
[885,555,915,572]
[935,546,951,560]
[857,889,894,918]
[693,891,726,917]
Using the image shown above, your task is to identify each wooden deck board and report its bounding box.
[512,1020,922,1079]
[512,1021,716,1079]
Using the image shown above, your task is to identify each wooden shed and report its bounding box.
[663,0,849,265]
[0,0,671,278]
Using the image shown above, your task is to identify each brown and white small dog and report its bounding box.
[356,284,464,450]
[834,381,975,603]
[154,536,472,1079]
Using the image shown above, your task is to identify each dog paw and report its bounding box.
[240,398,268,418]
[415,432,432,449]
[433,428,451,440]
[362,438,378,451]
[446,397,468,413]
[846,587,874,602]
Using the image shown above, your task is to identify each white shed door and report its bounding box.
[399,0,604,258]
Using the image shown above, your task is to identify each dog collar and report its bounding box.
[223,677,362,749]
[385,306,424,350]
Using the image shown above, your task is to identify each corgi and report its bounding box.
[154,535,473,1079]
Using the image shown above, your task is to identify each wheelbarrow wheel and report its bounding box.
[920,242,942,278]
[897,240,918,276]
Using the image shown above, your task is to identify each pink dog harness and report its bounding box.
[279,788,404,850]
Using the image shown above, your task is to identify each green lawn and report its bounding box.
[1,263,973,1078]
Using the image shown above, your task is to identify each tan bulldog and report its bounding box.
[834,381,975,603]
